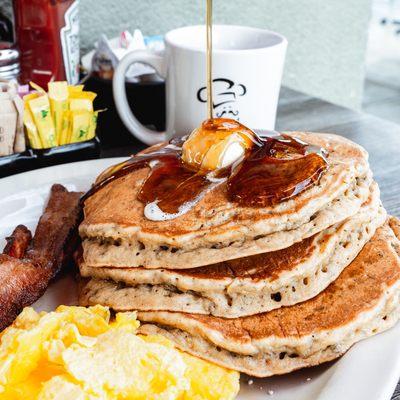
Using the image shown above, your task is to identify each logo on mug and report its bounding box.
[197,78,247,120]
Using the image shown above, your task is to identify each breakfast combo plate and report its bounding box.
[3,0,399,397]
[1,150,400,400]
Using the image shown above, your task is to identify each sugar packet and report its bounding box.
[0,81,25,156]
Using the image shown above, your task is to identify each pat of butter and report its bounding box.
[202,133,246,170]
[182,120,255,171]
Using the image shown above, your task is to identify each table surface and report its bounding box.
[102,86,400,399]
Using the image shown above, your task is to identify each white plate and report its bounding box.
[1,158,399,400]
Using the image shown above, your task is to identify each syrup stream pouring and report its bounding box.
[206,0,213,119]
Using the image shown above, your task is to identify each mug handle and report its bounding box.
[113,50,167,145]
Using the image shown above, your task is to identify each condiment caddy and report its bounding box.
[0,80,100,178]
[0,137,100,178]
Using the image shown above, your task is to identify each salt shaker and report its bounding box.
[0,49,20,82]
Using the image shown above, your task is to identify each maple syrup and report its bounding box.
[228,134,328,206]
[82,124,328,218]
[206,0,213,119]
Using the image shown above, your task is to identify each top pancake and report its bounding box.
[80,132,371,268]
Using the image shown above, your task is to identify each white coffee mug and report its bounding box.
[113,25,287,145]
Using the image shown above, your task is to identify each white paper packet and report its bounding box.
[0,89,17,156]
[12,92,26,153]
[0,81,26,156]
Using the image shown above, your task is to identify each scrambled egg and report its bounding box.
[0,306,239,399]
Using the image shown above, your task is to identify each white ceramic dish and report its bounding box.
[0,158,399,400]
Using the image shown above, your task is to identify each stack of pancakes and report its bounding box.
[79,132,400,377]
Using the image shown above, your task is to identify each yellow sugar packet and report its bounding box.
[69,91,97,112]
[70,110,92,143]
[27,94,57,148]
[29,81,46,94]
[23,82,99,148]
[23,92,40,103]
[23,106,42,149]
[60,110,73,146]
[48,81,68,145]
[66,109,101,144]
[22,93,42,149]
[67,85,84,96]
[87,110,100,140]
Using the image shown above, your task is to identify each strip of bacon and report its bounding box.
[0,184,82,331]
[3,225,32,259]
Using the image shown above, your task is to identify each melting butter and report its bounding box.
[181,118,255,171]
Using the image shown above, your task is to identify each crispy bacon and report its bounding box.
[0,184,82,331]
[3,225,32,259]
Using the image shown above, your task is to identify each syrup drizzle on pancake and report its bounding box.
[228,131,328,206]
[81,119,328,221]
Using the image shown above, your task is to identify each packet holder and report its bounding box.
[0,137,100,178]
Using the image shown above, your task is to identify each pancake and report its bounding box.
[136,218,400,377]
[79,188,386,317]
[80,132,372,269]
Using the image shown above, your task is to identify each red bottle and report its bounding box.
[13,0,79,87]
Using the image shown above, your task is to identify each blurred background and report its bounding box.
[365,0,400,124]
[0,0,399,175]
[1,0,373,110]
[2,0,399,116]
